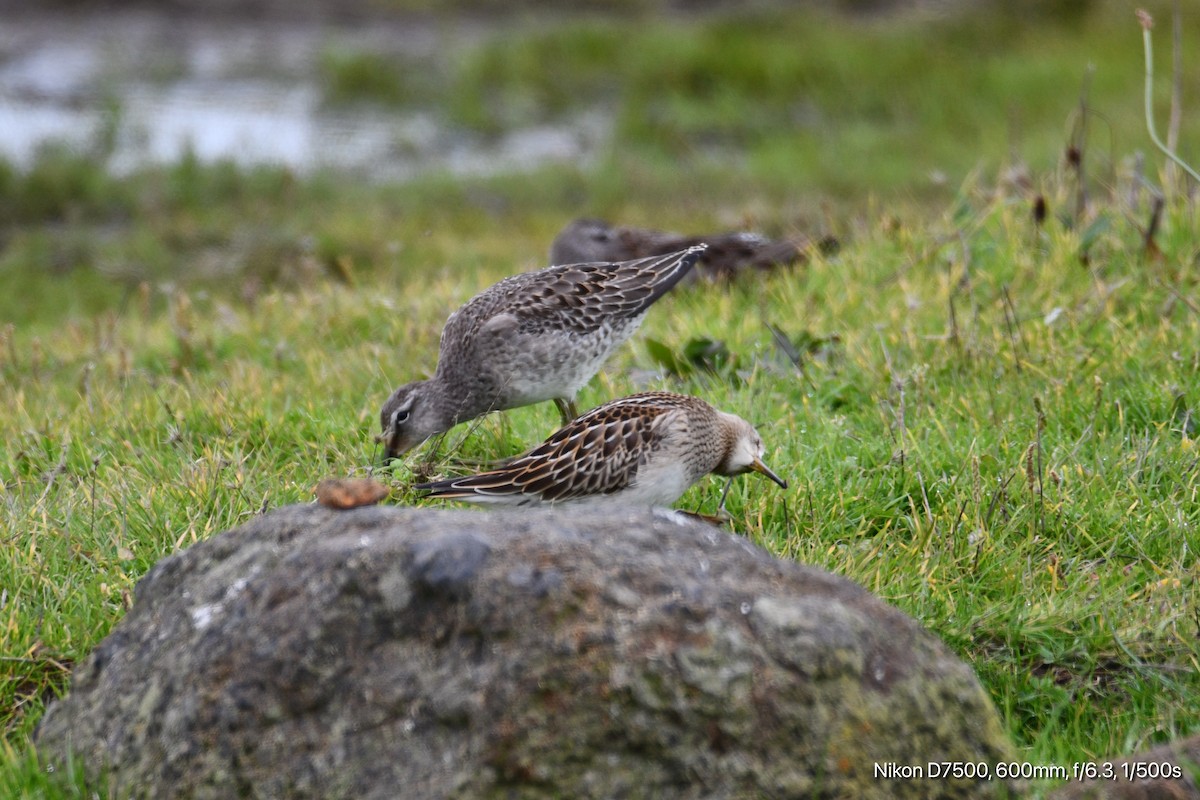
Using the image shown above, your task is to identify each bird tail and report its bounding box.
[415,472,531,503]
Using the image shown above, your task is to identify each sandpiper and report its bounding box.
[549,218,824,281]
[379,246,705,460]
[414,391,788,508]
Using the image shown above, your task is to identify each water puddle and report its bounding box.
[0,9,610,180]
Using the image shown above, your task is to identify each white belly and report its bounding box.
[452,459,696,510]
[500,317,644,407]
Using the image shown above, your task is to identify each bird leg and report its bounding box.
[672,478,738,527]
[716,477,735,516]
[675,509,732,527]
[553,397,579,424]
[691,479,736,525]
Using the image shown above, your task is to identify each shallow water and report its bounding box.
[0,9,609,179]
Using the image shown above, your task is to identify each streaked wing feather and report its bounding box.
[416,394,685,503]
[497,247,703,334]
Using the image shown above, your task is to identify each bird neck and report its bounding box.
[713,413,743,476]
[426,374,489,429]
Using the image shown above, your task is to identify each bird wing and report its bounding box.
[416,396,684,502]
[481,245,706,336]
[431,247,705,389]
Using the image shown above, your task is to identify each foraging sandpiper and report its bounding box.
[414,391,787,508]
[379,247,705,460]
[549,218,827,281]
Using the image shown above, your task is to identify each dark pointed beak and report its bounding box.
[750,457,788,489]
[377,429,400,463]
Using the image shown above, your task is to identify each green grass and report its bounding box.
[3,0,1200,795]
[319,48,435,107]
[444,0,1199,196]
[3,177,1197,796]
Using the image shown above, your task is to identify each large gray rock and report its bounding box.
[37,505,1017,799]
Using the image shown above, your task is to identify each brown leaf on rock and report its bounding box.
[315,478,390,509]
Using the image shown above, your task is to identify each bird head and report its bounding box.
[717,415,788,489]
[378,381,438,461]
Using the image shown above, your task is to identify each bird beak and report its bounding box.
[750,457,788,489]
[378,431,401,463]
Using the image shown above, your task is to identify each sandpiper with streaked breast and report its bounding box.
[414,391,787,509]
